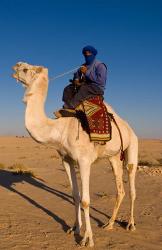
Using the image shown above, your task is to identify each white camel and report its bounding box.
[12,62,138,247]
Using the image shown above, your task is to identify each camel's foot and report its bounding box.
[126,223,136,231]
[102,222,114,230]
[80,232,94,248]
[80,238,94,248]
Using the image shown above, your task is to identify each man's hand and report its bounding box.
[74,79,81,86]
[80,65,87,74]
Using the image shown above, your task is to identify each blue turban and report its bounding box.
[82,45,98,56]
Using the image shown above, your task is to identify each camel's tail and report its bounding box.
[124,130,138,172]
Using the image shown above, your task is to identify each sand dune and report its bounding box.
[0,137,162,249]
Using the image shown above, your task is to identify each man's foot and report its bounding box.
[54,110,62,118]
[54,109,76,118]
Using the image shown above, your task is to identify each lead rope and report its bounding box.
[49,66,80,82]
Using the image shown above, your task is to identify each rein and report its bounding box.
[49,66,80,82]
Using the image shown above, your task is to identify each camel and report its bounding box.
[12,62,138,247]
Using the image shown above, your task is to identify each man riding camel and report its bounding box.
[62,45,107,110]
[55,45,107,118]
[54,46,111,144]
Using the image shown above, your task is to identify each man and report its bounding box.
[62,45,107,110]
[54,46,110,145]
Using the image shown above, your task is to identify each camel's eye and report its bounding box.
[23,68,28,73]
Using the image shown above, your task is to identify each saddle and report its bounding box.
[54,96,112,144]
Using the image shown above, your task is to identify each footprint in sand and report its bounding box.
[138,166,162,176]
[141,206,153,216]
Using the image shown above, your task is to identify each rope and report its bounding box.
[49,66,80,82]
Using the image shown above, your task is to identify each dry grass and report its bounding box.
[138,159,162,167]
[0,163,5,169]
[158,158,162,165]
[138,160,152,167]
[95,191,108,199]
[50,154,59,160]
[8,163,35,177]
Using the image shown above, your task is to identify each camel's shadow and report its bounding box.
[0,169,71,232]
[0,169,125,242]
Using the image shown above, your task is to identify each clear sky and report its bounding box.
[0,0,161,138]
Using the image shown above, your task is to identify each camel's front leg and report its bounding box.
[103,155,125,230]
[62,160,82,235]
[79,161,94,247]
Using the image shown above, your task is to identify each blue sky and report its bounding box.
[0,0,161,138]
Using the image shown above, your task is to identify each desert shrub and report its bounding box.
[9,163,35,177]
[158,158,162,166]
[95,191,108,198]
[138,160,152,166]
[0,163,5,169]
[50,154,59,159]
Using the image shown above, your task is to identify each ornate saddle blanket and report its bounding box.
[78,96,111,142]
[54,96,112,143]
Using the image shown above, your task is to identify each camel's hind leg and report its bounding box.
[126,134,138,231]
[62,160,82,234]
[126,163,137,231]
[103,154,125,230]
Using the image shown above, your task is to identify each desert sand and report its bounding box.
[0,136,162,250]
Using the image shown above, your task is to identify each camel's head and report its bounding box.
[12,62,45,86]
[12,62,48,103]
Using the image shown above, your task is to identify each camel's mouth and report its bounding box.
[12,71,20,82]
[12,66,20,80]
[12,72,25,85]
[12,72,18,80]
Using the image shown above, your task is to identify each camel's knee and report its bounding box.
[116,182,125,198]
[127,163,137,174]
[117,189,125,200]
[127,163,134,173]
[130,191,136,201]
[115,189,125,204]
[121,189,125,198]
[81,200,89,209]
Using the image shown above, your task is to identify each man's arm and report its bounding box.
[85,63,107,86]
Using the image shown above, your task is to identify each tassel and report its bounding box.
[120,150,125,161]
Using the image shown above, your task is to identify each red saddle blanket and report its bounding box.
[81,96,111,142]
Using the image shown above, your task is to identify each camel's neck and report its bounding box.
[25,74,60,144]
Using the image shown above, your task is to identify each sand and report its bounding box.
[0,136,162,250]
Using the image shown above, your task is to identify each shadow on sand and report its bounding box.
[0,169,126,243]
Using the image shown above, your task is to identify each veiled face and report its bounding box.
[12,62,43,86]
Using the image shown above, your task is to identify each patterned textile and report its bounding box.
[80,96,111,142]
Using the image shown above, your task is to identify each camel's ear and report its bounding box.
[36,67,43,73]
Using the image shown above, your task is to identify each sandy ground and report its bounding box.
[0,136,162,250]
